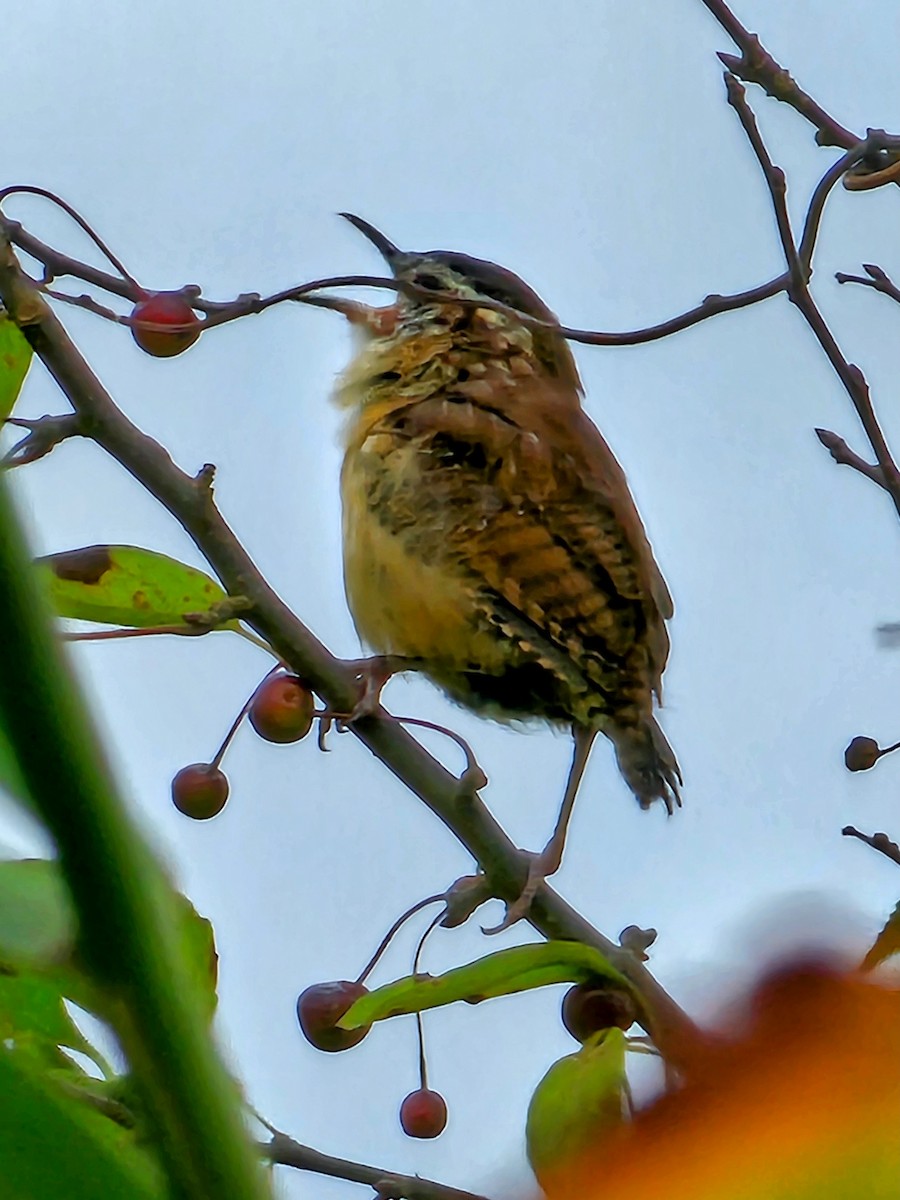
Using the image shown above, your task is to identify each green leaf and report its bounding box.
[172,891,218,1020]
[340,941,634,1028]
[862,900,900,970]
[0,859,217,1019]
[0,310,33,420]
[525,1028,628,1186]
[35,545,238,630]
[0,1042,166,1200]
[0,970,111,1077]
[0,860,74,966]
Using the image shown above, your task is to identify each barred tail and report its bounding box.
[608,717,682,814]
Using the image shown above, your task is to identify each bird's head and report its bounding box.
[339,212,560,323]
[336,213,578,386]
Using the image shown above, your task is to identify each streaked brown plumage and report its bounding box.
[332,215,680,922]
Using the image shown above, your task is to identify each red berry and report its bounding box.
[844,736,881,772]
[249,675,314,744]
[131,292,201,357]
[296,981,370,1052]
[399,1088,447,1139]
[561,982,637,1043]
[171,763,229,820]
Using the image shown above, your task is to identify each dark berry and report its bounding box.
[399,1088,447,1139]
[249,675,314,744]
[844,736,881,772]
[171,763,229,820]
[296,981,370,1052]
[131,292,201,357]
[561,982,637,1043]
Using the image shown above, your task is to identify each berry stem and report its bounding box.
[415,1012,428,1090]
[411,909,444,1090]
[210,665,282,769]
[354,893,446,986]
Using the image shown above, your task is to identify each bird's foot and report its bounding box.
[343,655,423,721]
[481,846,559,935]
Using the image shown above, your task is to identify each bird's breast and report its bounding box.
[340,438,509,674]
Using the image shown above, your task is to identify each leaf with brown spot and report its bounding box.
[0,310,32,420]
[48,546,113,585]
[36,545,240,630]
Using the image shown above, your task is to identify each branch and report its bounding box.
[699,0,858,149]
[814,428,886,488]
[842,826,900,868]
[0,232,706,1068]
[724,76,900,519]
[836,263,900,307]
[1,412,85,466]
[263,1131,488,1200]
[1,210,785,351]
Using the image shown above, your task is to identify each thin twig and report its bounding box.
[842,826,900,868]
[724,76,900,518]
[797,137,882,271]
[699,0,858,149]
[814,429,886,487]
[724,74,805,289]
[1,412,84,467]
[60,625,212,642]
[0,185,141,289]
[355,894,446,986]
[836,263,900,307]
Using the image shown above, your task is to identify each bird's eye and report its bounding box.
[414,273,443,291]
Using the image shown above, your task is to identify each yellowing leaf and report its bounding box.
[526,1028,628,1189]
[36,545,237,629]
[862,900,900,970]
[543,965,900,1200]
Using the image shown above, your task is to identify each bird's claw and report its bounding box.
[343,655,422,721]
[481,849,554,935]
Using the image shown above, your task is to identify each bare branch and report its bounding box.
[1,412,85,467]
[836,263,900,307]
[842,826,900,868]
[262,1131,488,1200]
[0,184,141,289]
[814,429,886,487]
[724,74,805,289]
[699,0,858,149]
[724,77,900,518]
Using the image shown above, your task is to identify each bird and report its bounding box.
[329,214,680,928]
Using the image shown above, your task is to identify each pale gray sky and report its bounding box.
[4,3,900,1196]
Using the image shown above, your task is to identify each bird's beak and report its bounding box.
[339,213,411,274]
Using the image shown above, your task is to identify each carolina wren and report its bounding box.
[332,214,680,927]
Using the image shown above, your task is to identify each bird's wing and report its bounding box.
[373,376,672,699]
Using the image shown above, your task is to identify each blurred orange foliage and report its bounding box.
[542,963,900,1200]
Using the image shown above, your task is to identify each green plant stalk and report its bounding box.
[0,473,270,1200]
